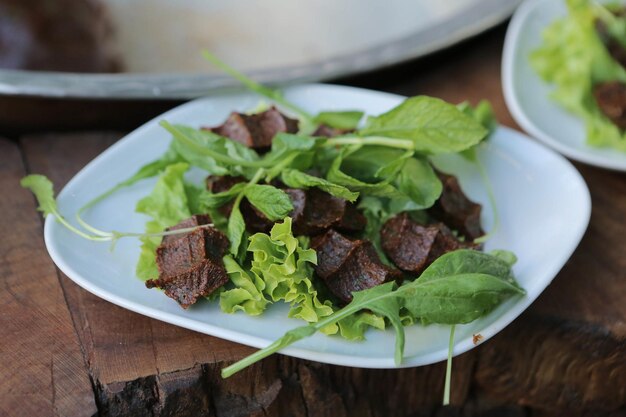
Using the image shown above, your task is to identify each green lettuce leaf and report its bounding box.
[247,218,334,324]
[220,255,269,315]
[530,0,626,151]
[135,163,192,280]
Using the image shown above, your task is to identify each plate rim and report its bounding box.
[0,0,520,99]
[502,0,626,172]
[43,83,591,368]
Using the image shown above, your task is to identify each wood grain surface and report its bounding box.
[1,25,626,417]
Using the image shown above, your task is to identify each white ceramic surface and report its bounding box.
[0,0,520,99]
[503,0,626,171]
[44,84,590,369]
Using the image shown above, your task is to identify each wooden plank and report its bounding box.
[21,132,477,416]
[0,138,97,417]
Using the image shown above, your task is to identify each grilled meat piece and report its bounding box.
[205,106,299,151]
[593,81,626,129]
[311,230,401,303]
[161,214,212,245]
[596,16,626,70]
[146,217,230,308]
[428,171,484,241]
[294,188,366,236]
[156,227,229,278]
[312,125,354,138]
[381,213,478,275]
[145,258,228,309]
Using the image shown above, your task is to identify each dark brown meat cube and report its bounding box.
[310,229,358,279]
[206,175,245,194]
[593,81,626,129]
[335,203,368,232]
[145,258,229,309]
[161,214,212,245]
[596,17,626,71]
[156,227,229,278]
[205,106,299,151]
[285,188,306,226]
[312,125,354,138]
[311,230,400,303]
[381,213,477,275]
[295,188,366,236]
[428,171,484,241]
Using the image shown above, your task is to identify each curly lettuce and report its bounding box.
[530,0,626,151]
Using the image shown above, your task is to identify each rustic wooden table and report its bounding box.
[1,26,625,417]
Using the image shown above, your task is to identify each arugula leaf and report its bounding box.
[21,174,61,218]
[21,175,109,241]
[280,169,359,202]
[161,121,262,174]
[244,184,294,221]
[202,51,314,122]
[360,96,487,154]
[313,111,364,130]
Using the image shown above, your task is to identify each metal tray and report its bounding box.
[0,0,520,99]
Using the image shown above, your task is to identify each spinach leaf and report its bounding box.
[394,157,442,209]
[199,183,247,209]
[402,250,524,324]
[280,169,359,202]
[360,96,487,154]
[326,149,405,198]
[244,184,294,221]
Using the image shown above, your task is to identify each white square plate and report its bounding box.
[45,84,590,368]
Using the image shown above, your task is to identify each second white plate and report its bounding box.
[503,0,626,171]
[44,84,590,368]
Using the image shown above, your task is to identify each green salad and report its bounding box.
[22,54,525,404]
[531,0,626,151]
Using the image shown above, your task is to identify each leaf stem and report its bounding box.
[443,325,456,406]
[325,136,415,150]
[221,289,394,378]
[202,51,314,122]
[473,151,499,244]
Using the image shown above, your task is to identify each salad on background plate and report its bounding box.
[503,0,626,170]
